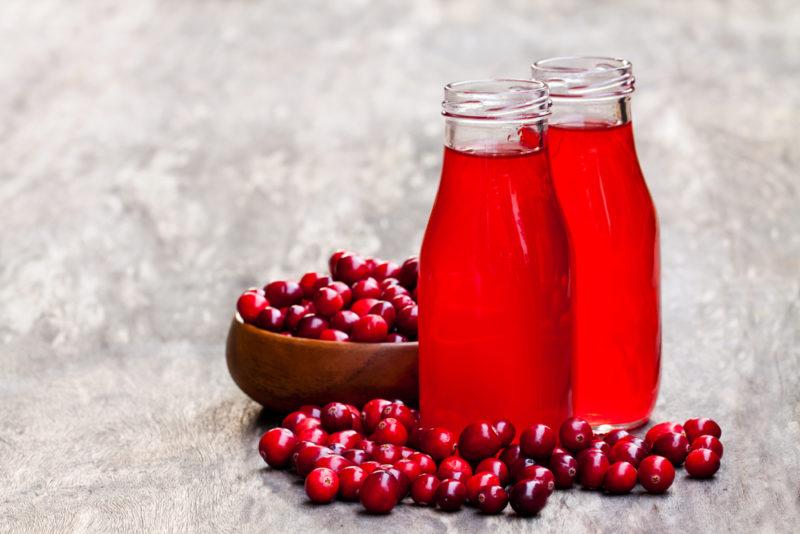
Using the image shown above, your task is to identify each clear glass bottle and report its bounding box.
[532,57,661,431]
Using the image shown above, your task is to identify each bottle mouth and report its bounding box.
[442,79,551,121]
[531,57,634,99]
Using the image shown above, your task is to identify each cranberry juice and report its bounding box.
[548,122,660,428]
[419,146,571,435]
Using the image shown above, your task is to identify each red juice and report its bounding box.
[548,122,660,429]
[419,146,572,435]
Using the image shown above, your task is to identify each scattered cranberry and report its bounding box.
[409,452,436,475]
[577,449,610,489]
[477,485,509,514]
[385,467,411,499]
[381,403,417,430]
[684,418,722,442]
[342,448,369,465]
[589,438,611,455]
[358,439,377,457]
[458,421,502,462]
[281,411,308,432]
[373,261,401,281]
[327,430,362,449]
[296,427,328,446]
[372,443,402,465]
[313,287,344,317]
[395,305,418,338]
[638,455,675,493]
[321,402,353,432]
[360,470,399,514]
[398,257,419,290]
[258,428,297,469]
[350,298,380,317]
[265,281,303,308]
[298,405,322,418]
[295,314,329,339]
[305,467,339,504]
[609,437,650,467]
[559,417,593,453]
[492,419,516,447]
[334,254,371,285]
[690,435,724,458]
[438,456,473,481]
[516,465,556,495]
[435,479,467,511]
[360,461,381,475]
[685,448,721,478]
[466,472,501,503]
[294,417,322,434]
[603,429,632,447]
[410,473,439,506]
[475,458,510,485]
[394,459,422,484]
[315,454,354,473]
[645,421,685,445]
[499,444,524,469]
[549,451,578,489]
[520,423,556,461]
[509,478,549,516]
[350,314,388,342]
[511,458,538,482]
[361,398,391,434]
[295,445,332,478]
[653,431,690,465]
[371,418,408,446]
[603,461,637,494]
[338,465,367,501]
[237,291,269,324]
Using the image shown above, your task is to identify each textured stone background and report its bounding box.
[1,0,798,532]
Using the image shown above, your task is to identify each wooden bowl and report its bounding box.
[226,315,419,412]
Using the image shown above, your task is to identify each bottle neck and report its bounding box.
[549,96,631,129]
[444,118,548,154]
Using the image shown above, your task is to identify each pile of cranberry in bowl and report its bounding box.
[236,251,419,343]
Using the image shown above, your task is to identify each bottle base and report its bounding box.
[589,416,650,435]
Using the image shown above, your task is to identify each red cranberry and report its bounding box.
[466,472,501,503]
[385,467,411,499]
[315,454,354,473]
[264,281,303,308]
[327,281,353,307]
[295,314,329,339]
[690,435,724,458]
[395,304,418,338]
[394,459,422,484]
[305,467,339,504]
[645,421,685,445]
[358,438,377,457]
[296,445,332,477]
[379,278,401,291]
[334,254,371,285]
[638,455,676,493]
[609,437,650,467]
[458,421,502,462]
[603,461,637,494]
[381,403,417,430]
[549,451,578,489]
[685,448,721,478]
[381,284,410,301]
[520,423,556,461]
[373,261,401,281]
[281,411,308,432]
[296,427,328,446]
[438,456,473,481]
[328,443,347,455]
[589,438,611,455]
[255,306,285,332]
[330,310,359,333]
[559,417,593,453]
[342,448,369,465]
[410,473,439,505]
[321,402,354,432]
[398,446,415,459]
[352,277,381,300]
[258,428,297,469]
[603,429,632,447]
[516,465,555,495]
[551,446,568,456]
[419,427,455,460]
[492,419,516,447]
[360,470,399,513]
[319,328,349,341]
[284,304,308,331]
[299,272,324,298]
[360,461,381,474]
[337,465,366,501]
[684,418,722,442]
[311,275,333,294]
[298,405,322,418]
[371,417,408,446]
[653,431,690,465]
[237,291,269,324]
[350,314,388,342]
[499,444,524,468]
[511,458,537,482]
[372,443,402,465]
[477,485,508,514]
[326,430,362,449]
[367,301,396,329]
[475,457,510,485]
[329,250,349,275]
[577,449,610,489]
[294,417,322,434]
[361,398,391,434]
[509,478,549,516]
[435,479,467,511]
[364,257,378,276]
[398,257,419,290]
[313,287,344,317]
[410,452,437,475]
[385,333,408,343]
[390,294,415,311]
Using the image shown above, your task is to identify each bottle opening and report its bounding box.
[531,57,634,100]
[443,79,551,121]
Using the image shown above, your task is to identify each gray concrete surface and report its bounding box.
[1,0,799,532]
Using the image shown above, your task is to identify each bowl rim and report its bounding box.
[233,313,419,347]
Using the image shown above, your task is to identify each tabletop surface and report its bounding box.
[2,1,799,532]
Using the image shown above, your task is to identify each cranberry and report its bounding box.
[327,430,362,449]
[342,448,369,465]
[379,278,401,291]
[603,429,632,447]
[381,403,417,430]
[684,418,722,442]
[298,272,323,298]
[359,398,389,434]
[329,250,349,275]
[298,405,322,418]
[638,455,676,493]
[466,472,501,503]
[295,445,332,478]
[492,419,516,447]
[410,473,439,505]
[328,443,347,455]
[327,281,353,307]
[295,314,329,339]
[390,294,415,311]
[372,443,402,465]
[398,257,419,290]
[350,314,388,342]
[311,275,333,294]
[410,452,437,475]
[509,478,549,516]
[281,411,308,432]
[360,461,381,474]
[358,439,377,457]
[653,431,690,465]
[255,306,285,332]
[363,302,393,329]
[373,261,401,281]
[381,284,410,301]
[419,427,455,460]
[352,277,381,300]
[516,465,555,495]
[589,438,611,455]
[385,333,408,343]
[284,304,308,331]
[319,328,348,341]
[511,458,538,482]
[296,427,328,446]
[294,417,322,434]
[499,444,524,468]
[645,421,685,445]
[371,417,408,446]
[385,467,411,499]
[337,465,366,501]
[435,479,467,511]
[685,448,721,478]
[258,428,297,469]
[312,287,344,317]
[360,469,399,513]
[603,461,637,494]
[395,305,418,338]
[305,467,339,504]
[559,417,593,453]
[264,281,303,308]
[520,423,556,461]
[549,451,578,489]
[609,437,650,467]
[330,310,359,334]
[364,257,378,276]
[321,402,353,432]
[690,435,724,458]
[476,485,508,514]
[237,291,269,324]
[475,458,510,485]
[315,454,354,473]
[334,254,371,285]
[394,459,422,484]
[438,456,473,481]
[577,449,610,489]
[458,421,502,462]
[398,446,415,459]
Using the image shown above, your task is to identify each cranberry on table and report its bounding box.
[684,417,722,442]
[334,254,371,285]
[350,298,380,317]
[326,430,362,449]
[516,465,555,495]
[549,451,578,489]
[319,328,349,341]
[609,437,650,467]
[398,446,415,459]
[372,443,402,464]
[590,438,610,455]
[330,310,359,334]
[371,417,408,446]
[315,454,354,473]
[236,291,269,324]
[435,479,467,511]
[653,431,690,465]
[342,448,370,465]
[520,423,556,461]
[438,456,473,481]
[385,333,408,343]
[476,457,510,485]
[603,461,638,494]
[352,277,382,300]
[294,417,322,434]
[509,478,549,516]
[511,458,537,482]
[313,287,344,317]
[305,467,339,504]
[685,448,721,478]
[322,402,354,432]
[385,467,411,499]
[458,421,502,462]
[338,465,367,501]
[394,459,422,485]
[499,444,524,469]
[398,257,419,290]
[492,419,516,447]
[690,435,724,458]
[264,281,303,308]
[409,452,437,475]
[395,304,418,338]
[295,445,333,477]
[256,306,285,332]
[360,461,381,474]
[295,314,329,339]
[258,428,297,469]
[281,411,309,432]
[410,473,439,506]
[476,485,509,514]
[559,417,593,453]
[645,421,685,445]
[603,429,632,447]
[466,472,501,503]
[299,405,321,418]
[358,439,377,457]
[361,398,392,434]
[368,301,397,329]
[638,455,676,493]
[296,427,328,446]
[577,449,610,489]
[372,261,401,281]
[419,427,455,460]
[381,403,417,430]
[360,470,400,513]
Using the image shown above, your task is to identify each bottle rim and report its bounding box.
[531,56,635,100]
[442,79,551,121]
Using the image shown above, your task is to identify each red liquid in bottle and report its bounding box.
[419,146,572,435]
[548,122,660,429]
